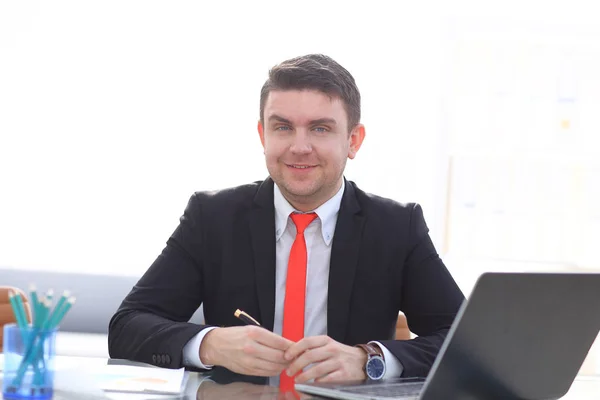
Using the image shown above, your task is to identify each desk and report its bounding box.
[1,356,599,399]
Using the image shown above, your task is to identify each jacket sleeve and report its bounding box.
[108,193,210,369]
[379,203,465,377]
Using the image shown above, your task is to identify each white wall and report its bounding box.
[1,1,598,285]
[0,1,447,276]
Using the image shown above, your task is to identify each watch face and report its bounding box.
[366,356,386,380]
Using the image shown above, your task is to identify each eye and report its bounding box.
[275,125,291,131]
[313,126,328,133]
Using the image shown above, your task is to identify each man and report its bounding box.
[108,54,464,388]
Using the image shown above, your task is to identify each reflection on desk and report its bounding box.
[195,381,305,400]
[2,356,599,400]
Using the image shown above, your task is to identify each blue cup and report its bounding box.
[2,323,57,399]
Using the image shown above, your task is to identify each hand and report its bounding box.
[200,326,295,377]
[284,335,368,383]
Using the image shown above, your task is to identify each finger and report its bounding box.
[295,359,339,383]
[245,341,289,365]
[285,336,329,361]
[249,327,295,351]
[286,347,331,377]
[315,370,345,383]
[238,357,288,376]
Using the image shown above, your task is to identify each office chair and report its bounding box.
[395,312,411,340]
[0,286,32,350]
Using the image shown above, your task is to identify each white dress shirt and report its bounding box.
[183,182,403,378]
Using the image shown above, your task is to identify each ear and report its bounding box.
[347,124,365,159]
[257,120,266,148]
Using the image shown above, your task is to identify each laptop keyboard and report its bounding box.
[340,382,424,398]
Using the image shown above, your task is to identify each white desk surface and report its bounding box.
[2,354,600,399]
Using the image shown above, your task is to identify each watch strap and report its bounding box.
[356,343,384,359]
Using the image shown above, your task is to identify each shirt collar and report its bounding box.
[273,182,345,246]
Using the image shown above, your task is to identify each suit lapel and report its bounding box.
[248,178,277,331]
[327,181,365,343]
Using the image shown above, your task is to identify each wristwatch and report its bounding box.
[356,343,386,380]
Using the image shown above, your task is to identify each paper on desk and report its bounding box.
[98,365,187,395]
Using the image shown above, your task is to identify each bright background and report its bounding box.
[0,0,452,277]
[2,1,599,281]
[1,2,599,366]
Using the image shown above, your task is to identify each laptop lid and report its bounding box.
[420,272,600,400]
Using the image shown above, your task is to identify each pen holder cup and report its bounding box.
[2,323,57,399]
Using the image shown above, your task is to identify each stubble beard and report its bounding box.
[273,163,345,209]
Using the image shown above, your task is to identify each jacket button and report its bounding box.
[152,355,157,363]
[166,355,171,364]
[161,354,166,364]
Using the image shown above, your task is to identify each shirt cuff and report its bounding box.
[370,341,404,379]
[182,327,218,369]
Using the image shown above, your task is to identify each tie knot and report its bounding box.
[290,213,317,234]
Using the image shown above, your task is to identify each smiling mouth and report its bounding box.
[287,164,317,169]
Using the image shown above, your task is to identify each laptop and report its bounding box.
[296,272,600,400]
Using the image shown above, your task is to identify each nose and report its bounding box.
[289,130,312,154]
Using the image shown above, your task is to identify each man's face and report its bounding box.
[258,89,365,210]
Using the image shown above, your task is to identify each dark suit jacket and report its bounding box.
[108,178,465,377]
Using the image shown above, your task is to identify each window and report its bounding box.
[442,16,600,293]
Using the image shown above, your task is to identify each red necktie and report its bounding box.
[280,212,317,392]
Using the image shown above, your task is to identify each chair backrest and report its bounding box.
[0,286,32,350]
[395,312,411,340]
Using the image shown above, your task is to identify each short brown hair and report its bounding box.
[259,54,361,130]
